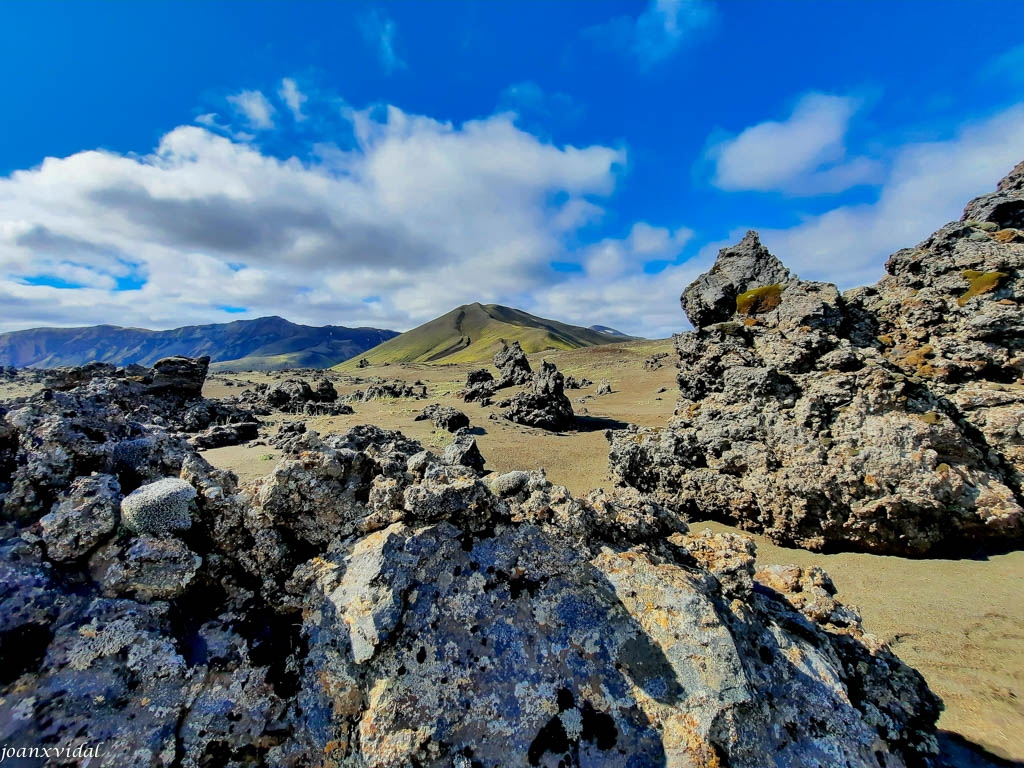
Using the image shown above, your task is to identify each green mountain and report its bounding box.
[0,316,398,370]
[336,303,638,368]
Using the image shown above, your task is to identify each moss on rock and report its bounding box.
[735,284,784,316]
[958,270,1008,307]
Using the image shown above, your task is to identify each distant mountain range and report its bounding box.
[337,303,639,368]
[0,316,398,370]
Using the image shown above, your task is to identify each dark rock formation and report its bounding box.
[442,433,486,473]
[461,368,497,403]
[361,379,427,401]
[415,403,471,432]
[644,352,670,370]
[0,357,947,766]
[609,165,1024,556]
[234,376,349,416]
[188,420,260,450]
[564,375,593,389]
[504,361,575,431]
[494,340,533,387]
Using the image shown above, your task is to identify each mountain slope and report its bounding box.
[0,316,398,370]
[337,303,638,367]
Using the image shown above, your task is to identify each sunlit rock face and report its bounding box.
[610,162,1024,557]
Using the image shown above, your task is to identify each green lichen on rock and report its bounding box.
[735,283,784,316]
[958,270,1008,307]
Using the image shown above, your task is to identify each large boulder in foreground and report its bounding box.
[0,364,943,766]
[609,163,1024,556]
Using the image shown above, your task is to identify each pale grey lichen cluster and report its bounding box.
[120,477,196,535]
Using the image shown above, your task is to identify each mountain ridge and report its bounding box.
[0,316,398,370]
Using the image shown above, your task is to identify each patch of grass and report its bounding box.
[735,284,784,316]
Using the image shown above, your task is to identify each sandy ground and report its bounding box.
[4,342,1021,762]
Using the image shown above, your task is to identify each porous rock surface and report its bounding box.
[609,163,1024,556]
[0,355,945,766]
[504,360,576,431]
[495,339,534,387]
[415,403,470,432]
[235,377,351,416]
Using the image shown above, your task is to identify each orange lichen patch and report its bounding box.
[877,334,894,347]
[735,284,783,316]
[998,298,1017,305]
[958,270,1008,307]
[742,317,759,326]
[992,228,1023,243]
[919,411,943,425]
[894,344,938,378]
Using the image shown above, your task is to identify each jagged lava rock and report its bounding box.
[504,360,575,431]
[415,403,471,433]
[494,339,533,387]
[609,166,1024,556]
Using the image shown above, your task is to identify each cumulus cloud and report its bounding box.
[586,0,716,68]
[530,223,700,338]
[361,10,405,74]
[709,92,882,194]
[0,103,629,333]
[757,103,1024,288]
[227,90,276,130]
[278,78,307,121]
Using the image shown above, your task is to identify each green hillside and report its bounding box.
[335,303,637,368]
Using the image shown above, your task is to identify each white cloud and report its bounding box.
[529,223,700,338]
[0,105,629,333]
[361,10,405,74]
[710,92,882,194]
[227,89,276,130]
[586,0,715,68]
[278,78,307,121]
[757,103,1024,288]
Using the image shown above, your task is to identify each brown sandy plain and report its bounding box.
[4,339,1019,763]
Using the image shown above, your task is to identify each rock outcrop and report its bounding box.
[415,403,471,432]
[504,360,576,431]
[461,368,498,403]
[609,164,1024,556]
[0,360,944,766]
[494,340,533,387]
[235,376,352,416]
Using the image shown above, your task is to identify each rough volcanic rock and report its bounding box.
[609,166,1024,556]
[596,378,613,395]
[0,352,946,766]
[495,340,533,387]
[39,473,121,561]
[235,376,344,415]
[504,360,575,431]
[90,535,202,601]
[462,368,497,403]
[564,375,593,389]
[415,403,471,432]
[644,353,670,370]
[443,434,486,473]
[188,420,260,450]
[362,379,427,401]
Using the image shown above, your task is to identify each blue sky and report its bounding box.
[1,1,1023,337]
